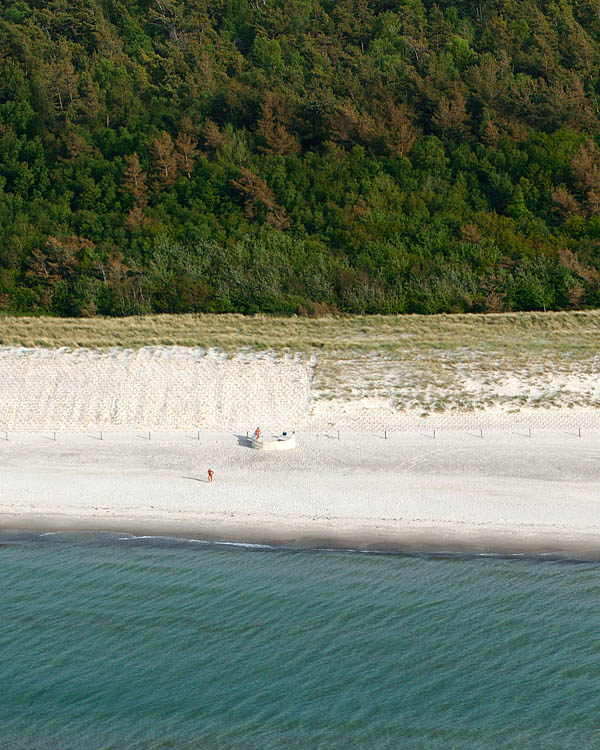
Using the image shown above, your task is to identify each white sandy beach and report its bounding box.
[3,429,600,555]
[2,345,600,554]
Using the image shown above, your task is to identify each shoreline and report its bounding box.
[4,514,600,560]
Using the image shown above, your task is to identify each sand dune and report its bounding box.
[0,346,312,430]
[2,345,600,432]
[2,344,600,554]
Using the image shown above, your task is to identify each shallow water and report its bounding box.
[2,531,600,749]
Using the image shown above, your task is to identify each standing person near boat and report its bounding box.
[253,427,261,441]
[207,468,214,483]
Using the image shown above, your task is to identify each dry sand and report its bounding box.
[0,346,312,430]
[2,345,600,555]
[3,429,600,556]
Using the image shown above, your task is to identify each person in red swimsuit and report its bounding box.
[254,427,261,440]
[207,468,214,483]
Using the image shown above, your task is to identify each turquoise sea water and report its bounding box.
[2,532,600,749]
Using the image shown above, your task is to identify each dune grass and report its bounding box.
[2,311,600,413]
[1,311,600,355]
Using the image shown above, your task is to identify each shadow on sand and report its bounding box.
[235,434,254,448]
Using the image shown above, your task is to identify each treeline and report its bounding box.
[2,0,600,315]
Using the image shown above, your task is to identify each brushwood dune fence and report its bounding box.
[1,345,599,436]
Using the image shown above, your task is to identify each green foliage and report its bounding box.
[1,0,600,316]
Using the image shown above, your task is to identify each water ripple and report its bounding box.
[2,533,600,749]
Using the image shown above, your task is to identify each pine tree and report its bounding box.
[150,131,177,187]
[122,153,148,207]
[432,92,468,135]
[257,93,299,156]
[175,125,199,180]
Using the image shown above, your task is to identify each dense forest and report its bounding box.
[2,0,600,315]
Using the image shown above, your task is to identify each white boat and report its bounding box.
[250,431,296,451]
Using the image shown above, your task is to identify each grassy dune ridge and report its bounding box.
[2,311,600,354]
[3,312,600,413]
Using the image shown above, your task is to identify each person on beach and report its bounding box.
[254,427,261,440]
[208,468,214,483]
